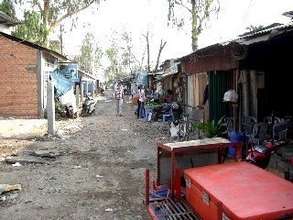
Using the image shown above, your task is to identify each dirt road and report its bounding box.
[0,91,169,220]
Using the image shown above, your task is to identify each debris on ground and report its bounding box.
[11,162,22,167]
[29,149,61,159]
[0,91,168,219]
[5,156,46,165]
[0,184,22,195]
[0,139,32,159]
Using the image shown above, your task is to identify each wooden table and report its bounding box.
[156,137,243,197]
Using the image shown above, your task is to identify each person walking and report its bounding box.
[114,81,124,116]
[137,85,146,119]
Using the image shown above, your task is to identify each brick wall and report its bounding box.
[0,36,39,118]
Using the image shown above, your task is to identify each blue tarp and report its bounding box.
[136,71,148,87]
[51,64,79,97]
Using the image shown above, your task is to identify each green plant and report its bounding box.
[192,116,226,138]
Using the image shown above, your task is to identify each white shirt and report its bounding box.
[138,89,146,102]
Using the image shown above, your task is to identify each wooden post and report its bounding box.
[145,169,150,206]
[80,82,84,104]
[47,79,55,136]
[76,85,80,108]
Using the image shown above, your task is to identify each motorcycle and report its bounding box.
[82,96,96,116]
[65,105,77,118]
[246,120,288,168]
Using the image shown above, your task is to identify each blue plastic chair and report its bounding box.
[162,108,174,122]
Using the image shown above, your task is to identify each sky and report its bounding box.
[59,0,293,79]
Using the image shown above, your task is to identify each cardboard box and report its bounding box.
[184,162,293,220]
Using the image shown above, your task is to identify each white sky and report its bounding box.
[61,0,293,70]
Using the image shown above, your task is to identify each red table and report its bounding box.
[157,137,242,197]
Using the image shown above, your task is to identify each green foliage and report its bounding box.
[49,40,61,53]
[193,116,225,138]
[167,0,219,51]
[78,32,95,72]
[75,32,103,75]
[0,0,15,18]
[104,32,137,82]
[10,0,101,47]
[13,11,49,45]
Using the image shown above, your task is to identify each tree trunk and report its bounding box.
[146,32,151,72]
[191,0,198,51]
[154,40,167,72]
[43,0,50,46]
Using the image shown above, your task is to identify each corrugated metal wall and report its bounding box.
[209,71,233,122]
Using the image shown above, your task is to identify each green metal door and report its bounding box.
[209,71,233,122]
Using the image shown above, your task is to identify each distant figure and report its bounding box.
[114,81,124,116]
[137,85,146,119]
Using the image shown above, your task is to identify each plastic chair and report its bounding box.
[144,108,153,122]
[162,108,174,122]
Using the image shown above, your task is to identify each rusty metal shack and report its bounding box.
[179,22,293,128]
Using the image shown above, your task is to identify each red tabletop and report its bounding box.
[185,162,293,219]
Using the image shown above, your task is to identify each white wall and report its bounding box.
[0,24,11,34]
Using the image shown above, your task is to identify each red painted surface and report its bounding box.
[147,207,158,220]
[145,169,150,206]
[181,47,238,75]
[184,162,293,219]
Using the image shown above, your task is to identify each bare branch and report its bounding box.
[154,40,167,72]
[174,0,192,13]
[49,0,95,30]
[143,32,151,72]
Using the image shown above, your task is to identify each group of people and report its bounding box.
[114,81,147,118]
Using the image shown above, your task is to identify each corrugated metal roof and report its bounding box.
[179,22,293,61]
[237,22,293,40]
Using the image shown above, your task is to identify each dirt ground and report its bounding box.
[0,91,170,220]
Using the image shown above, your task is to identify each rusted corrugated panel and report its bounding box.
[182,47,238,75]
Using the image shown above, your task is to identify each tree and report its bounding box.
[13,11,49,46]
[105,46,121,82]
[120,32,136,73]
[144,32,151,72]
[10,0,102,47]
[0,0,15,18]
[75,32,103,75]
[143,31,167,72]
[154,40,167,72]
[167,0,219,51]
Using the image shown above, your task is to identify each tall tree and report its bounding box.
[143,32,151,72]
[11,0,102,47]
[75,32,103,76]
[154,40,167,72]
[105,46,121,82]
[167,0,219,51]
[143,31,167,72]
[120,32,135,73]
[13,11,48,46]
[0,0,15,18]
